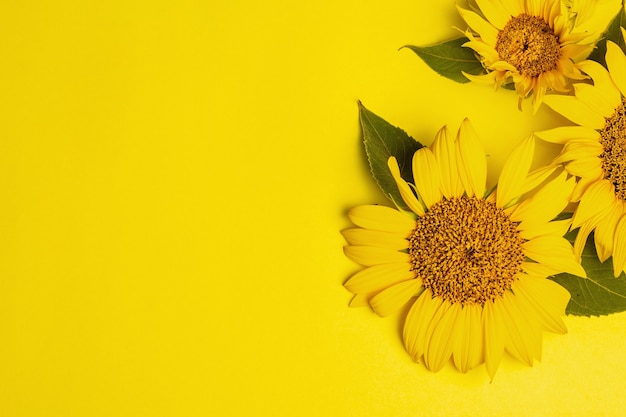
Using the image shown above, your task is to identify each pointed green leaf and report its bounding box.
[549,229,626,316]
[358,102,423,209]
[402,38,485,83]
[587,5,626,66]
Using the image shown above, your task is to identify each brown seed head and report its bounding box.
[409,196,524,306]
[495,14,561,78]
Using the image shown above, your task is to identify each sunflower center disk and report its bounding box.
[601,97,626,200]
[409,196,524,306]
[495,14,561,78]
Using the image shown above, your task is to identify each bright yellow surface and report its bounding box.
[1,1,625,416]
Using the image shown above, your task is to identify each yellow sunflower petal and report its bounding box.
[412,148,442,209]
[571,174,604,201]
[341,228,408,250]
[370,279,423,317]
[490,60,518,72]
[612,215,626,277]
[578,59,622,108]
[542,68,565,92]
[499,290,541,365]
[519,165,558,195]
[452,303,484,373]
[512,278,568,334]
[462,70,499,85]
[526,0,542,17]
[532,83,548,113]
[431,125,462,198]
[543,0,560,23]
[501,0,523,16]
[510,171,574,227]
[348,205,415,233]
[344,262,415,294]
[542,95,606,129]
[483,300,506,380]
[457,6,499,45]
[425,301,460,372]
[497,135,535,208]
[573,209,606,261]
[521,260,561,278]
[573,83,618,118]
[553,139,604,165]
[572,179,615,228]
[594,200,624,262]
[561,43,595,62]
[403,290,441,363]
[475,0,512,29]
[456,119,487,197]
[556,56,587,80]
[565,156,603,179]
[560,30,590,46]
[388,157,425,216]
[534,126,600,144]
[518,218,571,240]
[569,0,620,31]
[606,40,626,98]
[349,293,371,308]
[452,305,471,373]
[551,12,567,37]
[523,235,587,277]
[462,39,501,63]
[343,245,410,267]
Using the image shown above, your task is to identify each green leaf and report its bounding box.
[587,5,626,66]
[402,38,485,83]
[549,229,626,316]
[358,102,423,209]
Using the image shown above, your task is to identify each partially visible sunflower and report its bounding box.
[537,31,626,276]
[457,0,596,111]
[342,119,585,378]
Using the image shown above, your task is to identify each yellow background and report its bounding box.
[1,1,625,416]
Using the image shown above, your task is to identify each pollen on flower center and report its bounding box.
[495,14,561,77]
[600,97,626,201]
[408,196,524,306]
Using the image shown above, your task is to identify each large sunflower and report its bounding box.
[343,120,585,378]
[457,0,596,110]
[538,32,626,276]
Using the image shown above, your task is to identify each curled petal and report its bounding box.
[388,157,425,216]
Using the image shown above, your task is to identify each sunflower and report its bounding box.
[457,0,596,111]
[537,31,626,276]
[342,119,585,378]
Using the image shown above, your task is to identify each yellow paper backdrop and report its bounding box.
[1,1,625,416]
